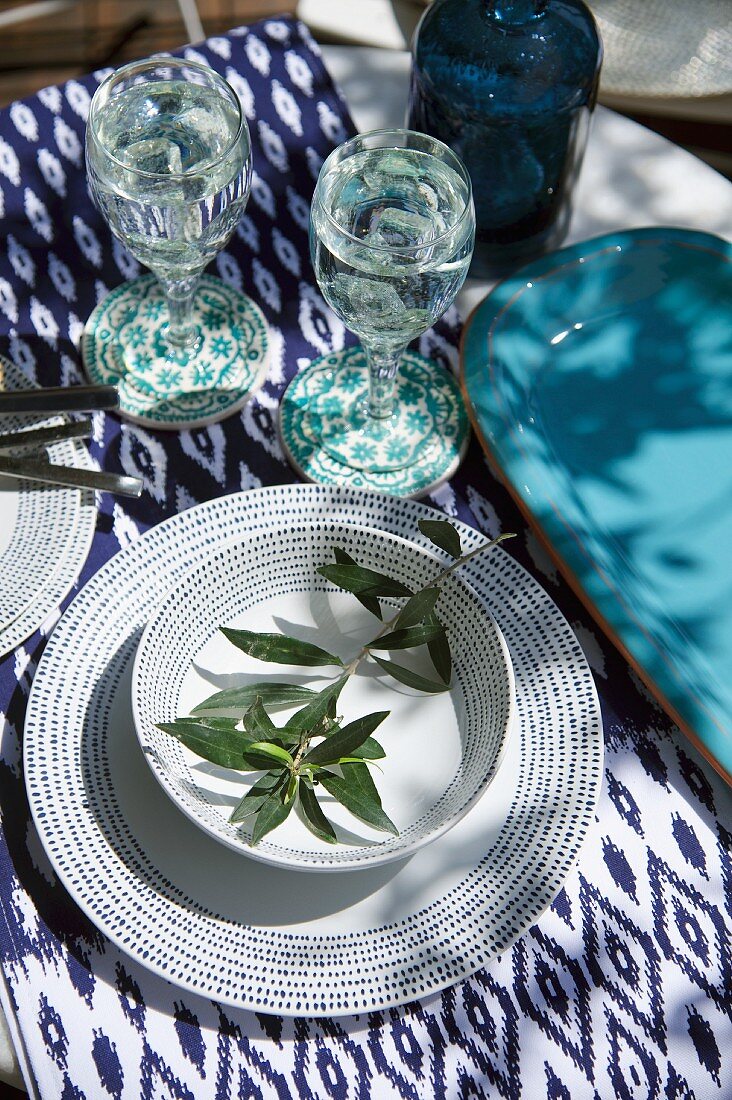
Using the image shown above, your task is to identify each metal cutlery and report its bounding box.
[0,384,119,415]
[0,455,143,497]
[0,384,140,494]
[0,418,93,452]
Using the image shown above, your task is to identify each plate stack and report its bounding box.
[23,485,603,1017]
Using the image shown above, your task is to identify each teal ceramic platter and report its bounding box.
[461,227,732,782]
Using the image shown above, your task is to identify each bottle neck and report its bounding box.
[485,0,548,24]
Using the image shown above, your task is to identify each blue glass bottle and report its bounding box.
[408,0,602,277]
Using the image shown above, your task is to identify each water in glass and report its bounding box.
[311,147,473,352]
[88,77,251,282]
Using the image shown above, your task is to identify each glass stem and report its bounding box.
[364,345,402,420]
[162,276,199,348]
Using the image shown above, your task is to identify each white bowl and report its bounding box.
[131,521,514,871]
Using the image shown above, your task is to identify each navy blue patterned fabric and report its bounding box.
[0,17,730,1099]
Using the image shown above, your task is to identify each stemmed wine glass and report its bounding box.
[279,128,475,497]
[83,56,268,429]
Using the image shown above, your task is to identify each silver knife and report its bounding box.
[0,455,143,497]
[0,384,119,414]
[0,418,93,452]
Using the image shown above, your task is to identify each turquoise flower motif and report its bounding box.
[202,308,225,330]
[339,369,363,394]
[317,395,342,416]
[400,381,423,404]
[144,299,166,321]
[349,441,376,464]
[156,366,182,391]
[211,335,233,359]
[385,437,412,462]
[132,351,153,372]
[126,324,147,349]
[405,409,430,433]
[191,364,216,387]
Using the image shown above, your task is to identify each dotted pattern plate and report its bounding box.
[82,274,269,430]
[0,356,97,654]
[24,486,603,1016]
[279,348,470,497]
[132,523,514,870]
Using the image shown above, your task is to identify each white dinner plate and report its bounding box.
[132,523,514,870]
[0,357,97,656]
[24,486,603,1017]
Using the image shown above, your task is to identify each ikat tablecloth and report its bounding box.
[0,17,729,1100]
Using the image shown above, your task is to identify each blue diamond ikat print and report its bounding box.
[581,878,664,1051]
[0,15,730,1100]
[649,850,731,1008]
[514,930,593,1080]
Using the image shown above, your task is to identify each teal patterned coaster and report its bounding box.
[82,274,269,429]
[279,347,470,498]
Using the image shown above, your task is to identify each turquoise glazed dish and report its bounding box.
[461,228,732,782]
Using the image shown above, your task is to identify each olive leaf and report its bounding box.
[304,711,389,766]
[298,780,337,844]
[285,773,298,803]
[395,587,441,630]
[334,547,382,620]
[371,654,451,694]
[349,736,385,760]
[317,563,413,599]
[340,760,383,807]
[191,681,317,715]
[242,697,277,740]
[229,772,285,823]
[167,716,240,732]
[284,675,348,731]
[221,627,343,667]
[426,612,452,684]
[251,785,294,844]
[367,620,445,651]
[156,718,255,770]
[418,518,462,558]
[243,741,294,769]
[318,769,398,835]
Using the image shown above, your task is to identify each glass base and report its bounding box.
[279,347,470,498]
[82,274,269,429]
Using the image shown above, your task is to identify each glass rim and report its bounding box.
[86,55,245,181]
[312,127,474,256]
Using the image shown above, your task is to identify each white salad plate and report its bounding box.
[24,485,603,1017]
[131,523,514,870]
[0,356,97,656]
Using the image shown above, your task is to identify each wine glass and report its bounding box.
[83,56,268,429]
[279,128,475,496]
